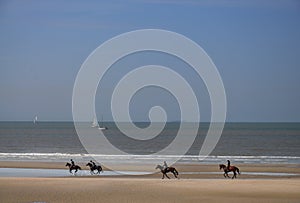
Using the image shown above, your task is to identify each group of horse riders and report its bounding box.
[66,159,102,175]
[66,159,240,179]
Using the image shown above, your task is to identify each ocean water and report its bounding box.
[0,122,299,164]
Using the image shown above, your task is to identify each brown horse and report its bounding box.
[155,164,179,179]
[86,162,103,175]
[65,162,81,174]
[219,164,240,179]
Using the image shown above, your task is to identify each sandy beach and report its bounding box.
[0,178,300,203]
[0,161,300,202]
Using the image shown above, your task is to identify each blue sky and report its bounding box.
[0,0,299,122]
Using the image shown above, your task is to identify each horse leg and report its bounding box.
[165,173,170,179]
[224,171,230,178]
[97,167,101,174]
[232,171,236,179]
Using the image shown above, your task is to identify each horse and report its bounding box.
[86,162,103,175]
[65,162,81,174]
[219,164,240,179]
[155,164,179,179]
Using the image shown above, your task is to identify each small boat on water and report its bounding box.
[92,116,107,130]
[91,117,98,128]
[98,127,107,130]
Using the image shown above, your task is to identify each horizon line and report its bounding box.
[0,120,299,123]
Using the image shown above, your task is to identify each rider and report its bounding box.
[163,161,168,170]
[71,159,75,167]
[227,160,231,169]
[90,160,96,168]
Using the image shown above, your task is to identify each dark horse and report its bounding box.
[219,164,240,179]
[66,162,81,174]
[86,162,103,175]
[155,164,179,179]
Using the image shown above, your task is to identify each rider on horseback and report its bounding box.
[227,160,231,169]
[163,161,168,170]
[86,160,102,174]
[71,159,75,167]
[220,160,240,179]
[90,160,96,168]
[66,160,81,174]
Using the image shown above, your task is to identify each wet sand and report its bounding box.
[0,161,300,179]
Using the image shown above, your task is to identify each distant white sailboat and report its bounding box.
[92,116,107,130]
[91,117,98,128]
[33,116,38,124]
[98,116,107,130]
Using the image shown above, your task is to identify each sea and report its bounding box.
[0,122,299,165]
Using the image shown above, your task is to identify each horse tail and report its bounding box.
[78,166,82,170]
[236,167,240,175]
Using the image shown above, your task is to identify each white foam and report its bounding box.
[0,153,299,164]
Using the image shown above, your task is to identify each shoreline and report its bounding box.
[0,161,300,179]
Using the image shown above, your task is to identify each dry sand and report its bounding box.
[1,161,300,202]
[0,178,300,203]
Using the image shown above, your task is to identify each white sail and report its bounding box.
[33,116,38,124]
[91,117,98,127]
[98,115,107,130]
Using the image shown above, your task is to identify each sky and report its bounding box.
[0,0,300,122]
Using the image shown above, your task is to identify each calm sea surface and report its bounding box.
[0,122,299,164]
